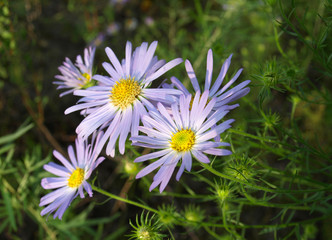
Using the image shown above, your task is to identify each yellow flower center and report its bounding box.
[109,78,141,109]
[67,168,85,188]
[79,73,97,89]
[170,129,196,152]
[82,73,91,83]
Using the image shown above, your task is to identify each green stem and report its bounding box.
[202,215,326,229]
[231,198,310,211]
[239,185,311,211]
[203,226,222,239]
[92,185,159,214]
[228,129,282,145]
[92,184,326,230]
[158,192,215,200]
[274,26,288,60]
[201,163,332,193]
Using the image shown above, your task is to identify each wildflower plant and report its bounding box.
[157,204,179,229]
[65,41,183,157]
[182,204,205,229]
[54,47,97,97]
[39,132,105,219]
[128,211,166,240]
[131,92,234,192]
[3,1,331,239]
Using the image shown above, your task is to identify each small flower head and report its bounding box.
[128,211,166,240]
[131,91,234,192]
[54,47,96,97]
[303,224,318,240]
[182,204,205,228]
[260,109,281,135]
[213,181,236,205]
[123,159,140,176]
[224,155,256,181]
[157,204,179,229]
[39,132,105,220]
[65,41,183,157]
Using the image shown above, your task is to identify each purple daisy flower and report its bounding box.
[131,91,234,193]
[65,41,183,157]
[54,47,96,97]
[39,132,105,220]
[167,49,250,110]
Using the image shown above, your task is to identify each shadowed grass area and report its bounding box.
[1,0,332,239]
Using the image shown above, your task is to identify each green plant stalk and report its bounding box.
[201,163,332,193]
[91,184,159,214]
[92,183,327,230]
[203,225,222,239]
[239,185,311,211]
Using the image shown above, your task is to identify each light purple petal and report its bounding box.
[83,181,93,197]
[210,54,232,96]
[191,90,210,129]
[171,101,183,129]
[93,74,114,85]
[138,41,158,80]
[104,111,122,156]
[131,100,141,138]
[119,106,132,154]
[105,47,124,77]
[144,58,183,85]
[41,178,67,189]
[102,62,122,80]
[215,68,243,96]
[179,95,191,129]
[157,102,178,130]
[205,49,213,91]
[176,162,185,181]
[78,186,84,198]
[39,186,71,206]
[134,149,172,163]
[131,135,168,146]
[196,109,230,135]
[43,162,70,177]
[193,96,216,130]
[203,148,232,156]
[65,100,107,115]
[159,158,179,192]
[196,119,234,142]
[137,126,170,139]
[148,110,176,133]
[191,150,210,163]
[53,150,75,172]
[132,142,166,149]
[146,59,166,77]
[125,41,132,76]
[189,91,201,124]
[136,153,171,179]
[185,60,200,92]
[170,76,190,95]
[141,114,173,135]
[41,195,67,216]
[183,151,192,171]
[53,192,76,220]
[67,145,77,168]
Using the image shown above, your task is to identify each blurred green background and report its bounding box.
[1,0,331,239]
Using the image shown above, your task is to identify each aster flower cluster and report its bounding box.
[40,41,250,219]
